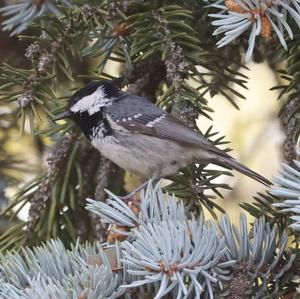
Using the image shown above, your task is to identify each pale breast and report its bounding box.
[92,135,151,178]
[91,132,197,178]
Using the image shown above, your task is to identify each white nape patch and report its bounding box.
[70,86,112,115]
[146,114,165,128]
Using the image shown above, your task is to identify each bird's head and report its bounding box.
[54,81,122,139]
[54,81,122,121]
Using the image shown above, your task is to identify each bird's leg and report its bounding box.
[119,178,160,201]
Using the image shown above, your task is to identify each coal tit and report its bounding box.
[54,81,271,197]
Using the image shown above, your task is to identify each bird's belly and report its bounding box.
[91,133,195,178]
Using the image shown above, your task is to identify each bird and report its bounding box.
[54,80,271,199]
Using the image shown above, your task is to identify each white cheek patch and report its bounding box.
[70,86,112,115]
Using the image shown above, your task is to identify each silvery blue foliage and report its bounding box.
[208,0,300,62]
[272,147,300,231]
[87,182,293,298]
[87,183,233,298]
[139,182,186,224]
[0,0,72,36]
[121,219,233,299]
[0,184,294,299]
[0,239,124,299]
[220,214,294,297]
[87,189,140,230]
[86,182,186,231]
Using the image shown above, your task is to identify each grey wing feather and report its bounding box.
[105,94,230,159]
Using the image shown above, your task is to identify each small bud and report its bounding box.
[64,24,72,34]
[33,0,46,6]
[261,15,272,38]
[80,4,94,17]
[25,42,40,60]
[17,91,34,108]
[225,0,245,13]
[165,43,188,84]
[51,41,61,53]
[127,197,141,215]
[107,225,129,244]
[37,52,54,74]
[112,22,129,37]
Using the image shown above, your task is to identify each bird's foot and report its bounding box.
[118,180,149,202]
[117,178,160,202]
[118,193,137,202]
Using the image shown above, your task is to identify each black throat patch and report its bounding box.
[71,110,112,141]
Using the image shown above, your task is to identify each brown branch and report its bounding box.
[280,97,299,165]
[28,132,78,226]
[90,157,113,242]
[76,145,100,241]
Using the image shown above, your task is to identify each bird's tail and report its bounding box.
[209,156,272,187]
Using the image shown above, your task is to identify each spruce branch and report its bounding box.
[121,219,228,299]
[28,132,76,224]
[273,38,300,164]
[0,128,28,183]
[0,239,124,299]
[0,1,298,297]
[0,185,296,298]
[272,146,300,232]
[0,0,72,36]
[240,192,287,228]
[220,214,295,298]
[125,53,166,102]
[86,183,294,298]
[128,4,212,119]
[0,134,106,250]
[0,62,58,133]
[0,4,126,132]
[91,157,114,242]
[279,96,299,164]
[79,1,132,76]
[75,146,100,241]
[166,126,233,218]
[208,0,300,62]
[88,183,232,298]
[194,45,248,109]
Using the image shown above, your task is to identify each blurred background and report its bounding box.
[200,61,284,222]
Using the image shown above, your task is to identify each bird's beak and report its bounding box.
[53,110,72,121]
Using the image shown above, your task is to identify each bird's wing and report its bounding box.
[105,95,230,159]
